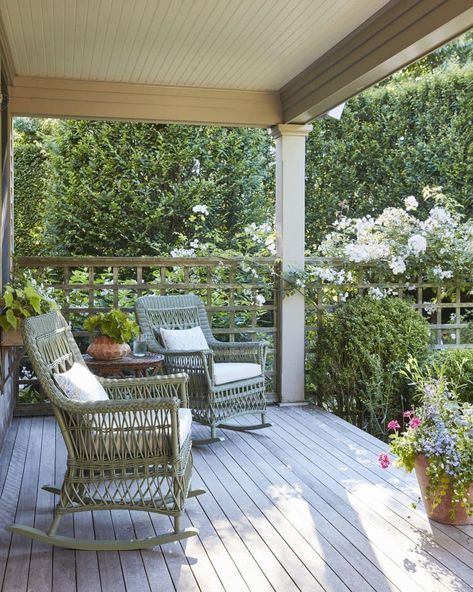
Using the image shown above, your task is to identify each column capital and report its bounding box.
[270,123,313,139]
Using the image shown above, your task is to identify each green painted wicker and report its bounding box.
[135,294,270,443]
[8,311,204,550]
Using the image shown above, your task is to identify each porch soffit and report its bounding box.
[2,0,473,126]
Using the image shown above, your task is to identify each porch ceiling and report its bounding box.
[1,0,473,126]
[1,0,389,91]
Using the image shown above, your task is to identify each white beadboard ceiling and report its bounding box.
[0,0,390,91]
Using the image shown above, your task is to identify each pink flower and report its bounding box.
[403,410,413,417]
[378,453,391,469]
[387,420,400,430]
[409,416,422,428]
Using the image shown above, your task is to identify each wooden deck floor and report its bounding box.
[0,406,472,592]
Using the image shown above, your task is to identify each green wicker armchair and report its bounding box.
[135,294,271,444]
[9,311,204,550]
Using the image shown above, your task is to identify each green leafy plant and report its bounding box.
[83,309,139,343]
[312,297,431,438]
[0,276,58,331]
[421,349,473,404]
[380,359,473,518]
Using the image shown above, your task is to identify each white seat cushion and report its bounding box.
[213,362,262,386]
[160,326,209,351]
[87,408,192,458]
[54,362,109,402]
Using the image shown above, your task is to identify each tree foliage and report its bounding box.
[13,118,52,255]
[15,120,274,256]
[387,31,473,82]
[305,64,473,250]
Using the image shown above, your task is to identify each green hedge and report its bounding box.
[13,120,274,257]
[42,121,275,256]
[13,119,51,256]
[306,65,473,249]
[311,297,431,439]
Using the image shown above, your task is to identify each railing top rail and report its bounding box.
[16,256,278,267]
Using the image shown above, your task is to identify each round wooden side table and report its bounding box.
[83,353,164,378]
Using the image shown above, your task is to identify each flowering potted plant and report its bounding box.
[379,366,473,524]
[84,309,139,360]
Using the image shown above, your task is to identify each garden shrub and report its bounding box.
[306,64,473,250]
[422,348,473,403]
[312,297,430,438]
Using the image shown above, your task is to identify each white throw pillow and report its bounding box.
[160,326,209,351]
[54,362,109,402]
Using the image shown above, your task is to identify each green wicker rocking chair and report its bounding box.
[135,294,271,445]
[9,311,204,550]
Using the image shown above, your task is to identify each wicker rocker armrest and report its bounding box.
[210,340,267,366]
[62,395,179,414]
[60,396,186,459]
[163,349,214,385]
[98,373,189,407]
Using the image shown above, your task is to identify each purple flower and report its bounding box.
[387,420,400,430]
[424,384,436,399]
[409,417,422,428]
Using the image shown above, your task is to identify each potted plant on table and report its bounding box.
[0,276,58,346]
[379,362,473,525]
[84,309,139,360]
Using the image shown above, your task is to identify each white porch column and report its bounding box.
[271,123,312,405]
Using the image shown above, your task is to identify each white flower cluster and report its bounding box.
[404,195,418,211]
[389,257,406,275]
[170,248,196,258]
[368,287,400,300]
[431,266,453,280]
[244,222,276,255]
[407,234,427,255]
[316,188,470,283]
[311,267,353,284]
[192,204,209,216]
[255,294,266,306]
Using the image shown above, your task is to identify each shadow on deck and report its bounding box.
[0,406,472,592]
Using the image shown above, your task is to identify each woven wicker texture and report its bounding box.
[12,311,199,549]
[135,294,269,440]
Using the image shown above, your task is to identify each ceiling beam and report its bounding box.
[281,0,473,123]
[9,76,282,128]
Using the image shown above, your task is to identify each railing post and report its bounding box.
[271,124,312,405]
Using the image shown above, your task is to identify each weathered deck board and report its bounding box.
[0,407,472,592]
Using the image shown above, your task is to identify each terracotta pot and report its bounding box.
[414,454,473,525]
[86,335,131,360]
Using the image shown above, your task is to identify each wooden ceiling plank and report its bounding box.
[0,5,16,81]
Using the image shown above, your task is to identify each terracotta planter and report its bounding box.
[0,328,23,347]
[86,335,131,360]
[415,455,473,525]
